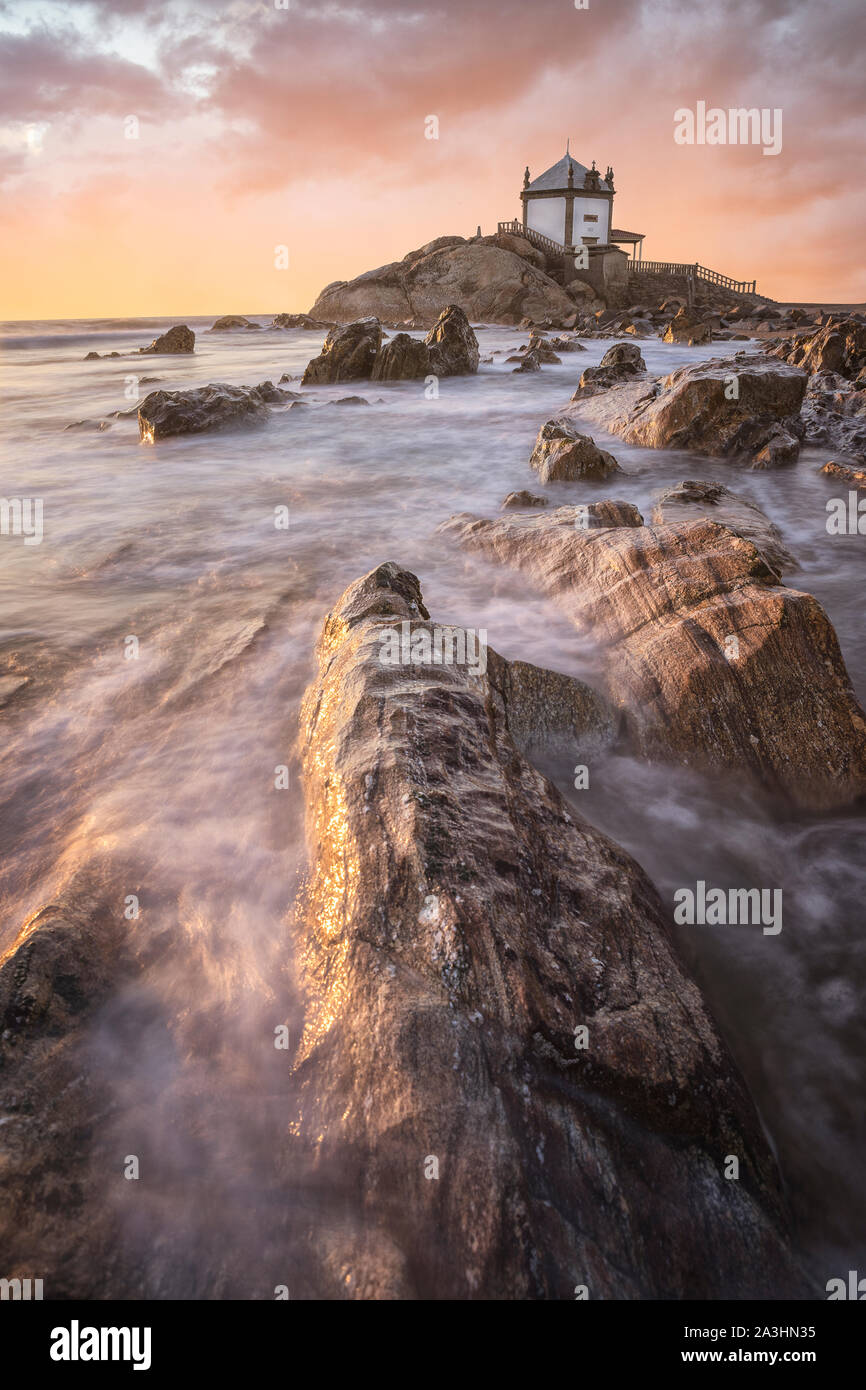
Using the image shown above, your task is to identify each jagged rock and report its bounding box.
[821,460,866,490]
[501,491,550,509]
[512,350,542,373]
[572,354,807,461]
[549,335,587,353]
[530,419,622,482]
[424,304,480,376]
[209,316,261,331]
[271,312,335,330]
[371,332,431,381]
[524,331,561,364]
[652,480,796,574]
[139,325,195,355]
[308,239,579,328]
[291,560,806,1298]
[768,318,866,380]
[138,380,285,441]
[797,371,866,455]
[573,341,647,397]
[301,318,383,385]
[751,425,802,469]
[663,307,711,345]
[440,510,866,810]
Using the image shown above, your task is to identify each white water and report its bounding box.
[1,315,863,1293]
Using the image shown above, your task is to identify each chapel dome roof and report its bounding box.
[525,152,612,193]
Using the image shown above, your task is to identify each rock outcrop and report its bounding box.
[306,306,479,384]
[425,303,480,376]
[272,312,335,331]
[301,317,383,385]
[138,380,287,441]
[821,460,866,491]
[440,510,866,810]
[651,480,796,575]
[308,238,581,328]
[663,306,712,345]
[571,354,807,463]
[290,560,807,1298]
[139,325,195,355]
[530,419,622,483]
[573,341,647,398]
[768,317,866,381]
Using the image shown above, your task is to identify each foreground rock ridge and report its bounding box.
[291,561,806,1298]
[440,510,866,811]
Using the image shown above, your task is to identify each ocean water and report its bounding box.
[1,314,863,1293]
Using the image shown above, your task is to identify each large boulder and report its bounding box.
[301,317,383,385]
[571,353,807,462]
[424,304,480,375]
[138,380,284,441]
[139,324,195,354]
[291,560,806,1298]
[440,509,866,810]
[530,419,622,482]
[308,239,580,328]
[651,480,796,574]
[371,332,431,381]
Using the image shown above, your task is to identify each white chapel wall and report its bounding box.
[527,197,567,244]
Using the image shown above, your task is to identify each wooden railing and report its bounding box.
[497,220,566,256]
[635,260,757,295]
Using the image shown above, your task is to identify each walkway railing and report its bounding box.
[497,220,566,257]
[635,260,757,295]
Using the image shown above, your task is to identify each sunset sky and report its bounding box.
[1,0,863,320]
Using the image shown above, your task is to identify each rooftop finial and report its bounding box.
[566,137,570,155]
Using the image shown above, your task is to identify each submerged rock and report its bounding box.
[501,490,549,509]
[271,312,335,330]
[139,324,195,355]
[571,353,807,462]
[530,419,621,482]
[440,510,866,810]
[208,315,262,331]
[291,560,806,1298]
[138,380,285,441]
[651,480,796,574]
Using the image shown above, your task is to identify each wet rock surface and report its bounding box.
[305,306,479,384]
[652,479,797,574]
[290,560,808,1298]
[440,510,866,810]
[138,380,288,441]
[571,353,807,462]
[530,419,622,482]
[308,237,581,328]
[139,324,195,355]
